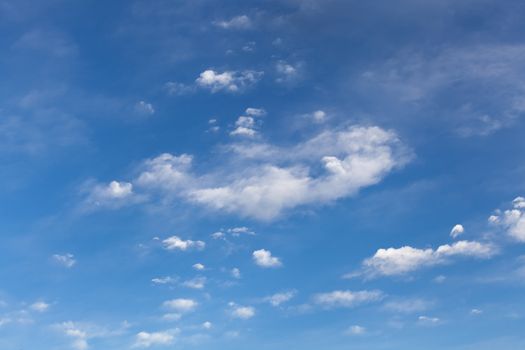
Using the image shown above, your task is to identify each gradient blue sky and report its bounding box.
[1,0,525,349]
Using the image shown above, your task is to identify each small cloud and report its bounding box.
[196,69,263,93]
[181,277,206,289]
[53,253,76,268]
[417,315,441,326]
[193,263,205,271]
[252,249,282,268]
[152,277,177,285]
[231,267,241,279]
[245,108,266,117]
[276,60,302,84]
[450,224,465,239]
[214,15,252,30]
[133,329,179,348]
[229,303,255,319]
[30,301,50,313]
[264,291,296,307]
[202,321,212,330]
[164,82,195,96]
[314,290,383,309]
[433,275,446,283]
[163,299,198,313]
[470,308,483,315]
[230,116,257,137]
[162,236,205,251]
[345,325,366,335]
[135,101,155,115]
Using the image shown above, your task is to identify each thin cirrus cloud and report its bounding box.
[213,15,253,30]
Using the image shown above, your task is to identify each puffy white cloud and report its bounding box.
[229,303,255,319]
[253,249,282,268]
[163,299,198,313]
[89,125,410,221]
[162,236,205,251]
[450,224,465,238]
[471,308,483,315]
[196,69,262,93]
[214,15,252,29]
[30,301,49,312]
[135,101,155,115]
[230,116,257,137]
[133,330,178,348]
[361,240,496,277]
[314,290,383,308]
[489,196,525,241]
[192,263,205,271]
[202,321,212,329]
[264,291,296,306]
[53,253,76,268]
[84,180,136,209]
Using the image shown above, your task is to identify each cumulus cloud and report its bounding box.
[193,263,205,271]
[87,125,411,220]
[196,69,262,93]
[253,249,282,268]
[214,15,252,30]
[135,101,155,115]
[264,291,296,306]
[229,303,255,319]
[162,236,205,251]
[53,253,76,268]
[83,180,137,209]
[163,299,198,313]
[230,116,257,137]
[489,196,525,242]
[314,290,384,308]
[450,224,465,238]
[133,329,179,348]
[360,240,496,277]
[276,60,302,84]
[30,301,50,312]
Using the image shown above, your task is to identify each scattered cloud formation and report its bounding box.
[196,69,263,93]
[135,101,155,115]
[314,290,384,309]
[253,249,282,268]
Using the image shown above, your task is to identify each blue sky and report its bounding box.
[1,0,525,349]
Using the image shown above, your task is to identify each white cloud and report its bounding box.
[314,290,383,308]
[164,81,195,96]
[471,308,483,315]
[214,15,252,30]
[231,267,241,279]
[383,298,432,314]
[418,315,441,326]
[53,253,76,268]
[162,236,205,251]
[196,69,263,93]
[135,101,155,115]
[30,301,49,312]
[181,277,206,289]
[152,277,177,285]
[245,107,266,117]
[450,224,465,238]
[489,196,525,241]
[361,240,496,277]
[345,325,366,335]
[193,263,205,271]
[202,321,212,329]
[253,249,282,268]
[55,322,89,350]
[133,330,178,348]
[276,60,302,83]
[163,299,198,313]
[264,291,296,306]
[89,125,410,221]
[229,303,255,319]
[84,180,136,209]
[230,116,257,137]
